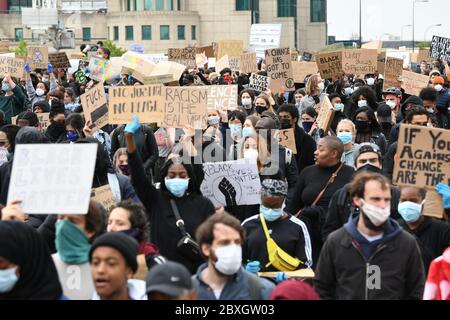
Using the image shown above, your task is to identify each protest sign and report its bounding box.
[196,53,208,68]
[37,113,50,132]
[28,46,48,70]
[393,124,450,190]
[142,74,174,85]
[417,48,432,63]
[239,52,258,74]
[150,61,186,83]
[315,51,342,79]
[316,96,335,134]
[377,52,386,74]
[200,159,261,207]
[207,85,238,113]
[70,53,85,60]
[292,61,318,83]
[0,147,8,166]
[91,184,116,212]
[0,57,25,78]
[229,56,240,72]
[80,82,108,130]
[217,40,243,60]
[130,44,145,54]
[88,57,110,82]
[48,52,71,69]
[0,41,10,53]
[208,58,216,68]
[160,86,208,129]
[74,69,88,84]
[291,49,299,62]
[401,70,430,96]
[430,35,450,61]
[265,47,295,92]
[122,51,156,75]
[302,52,313,62]
[196,45,215,58]
[275,129,297,154]
[109,84,164,124]
[422,190,445,219]
[168,47,196,68]
[249,24,282,59]
[362,40,383,53]
[383,57,403,90]
[248,74,269,92]
[142,53,168,65]
[7,144,98,214]
[215,54,230,73]
[342,49,377,76]
[387,51,411,69]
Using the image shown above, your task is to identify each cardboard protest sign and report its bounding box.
[248,74,269,92]
[0,57,25,78]
[27,46,48,70]
[200,159,261,207]
[196,45,215,58]
[37,113,50,132]
[249,24,282,59]
[91,184,116,212]
[80,82,108,131]
[88,57,110,82]
[422,190,445,219]
[362,40,383,53]
[342,49,377,76]
[430,35,450,61]
[142,74,174,85]
[275,128,297,154]
[196,53,208,68]
[70,53,85,60]
[292,61,317,83]
[393,124,450,190]
[207,85,238,113]
[48,52,71,69]
[229,56,240,72]
[383,57,403,90]
[142,53,168,65]
[7,144,98,214]
[215,54,230,73]
[417,48,432,63]
[122,51,156,75]
[239,52,258,74]
[160,86,208,129]
[217,40,243,60]
[387,51,411,69]
[316,96,335,134]
[291,49,299,62]
[315,51,342,79]
[109,84,164,125]
[150,61,186,83]
[401,70,430,96]
[0,41,10,53]
[265,47,295,92]
[168,48,196,68]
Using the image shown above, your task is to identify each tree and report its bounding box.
[10,39,27,57]
[103,40,127,57]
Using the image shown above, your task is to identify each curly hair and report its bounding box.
[351,86,378,111]
[112,200,150,242]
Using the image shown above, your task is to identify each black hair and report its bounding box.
[0,124,20,153]
[228,110,246,125]
[328,93,341,102]
[65,113,85,133]
[159,157,201,196]
[100,47,111,60]
[419,87,438,103]
[302,106,318,118]
[277,104,299,122]
[351,86,378,111]
[404,108,430,123]
[113,200,150,242]
[97,41,104,47]
[353,106,382,134]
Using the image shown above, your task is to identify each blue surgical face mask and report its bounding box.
[229,124,242,137]
[0,267,19,293]
[2,82,10,92]
[165,178,189,198]
[398,201,422,223]
[358,100,367,108]
[261,205,283,222]
[337,132,353,145]
[344,87,354,96]
[242,127,254,138]
[66,131,78,142]
[333,103,344,112]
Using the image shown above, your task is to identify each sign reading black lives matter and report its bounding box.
[248,74,269,92]
[200,160,261,208]
[393,124,450,190]
[430,35,450,61]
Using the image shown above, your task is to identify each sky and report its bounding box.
[327,0,449,42]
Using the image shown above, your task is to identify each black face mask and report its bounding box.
[52,121,66,135]
[356,163,382,174]
[355,120,370,132]
[280,118,292,129]
[256,105,267,115]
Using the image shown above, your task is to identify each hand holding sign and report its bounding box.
[124,115,141,134]
[218,177,237,207]
[436,183,450,209]
[47,63,53,74]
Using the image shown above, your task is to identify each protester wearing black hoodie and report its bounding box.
[314,173,425,300]
[388,95,424,143]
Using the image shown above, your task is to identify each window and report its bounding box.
[82,27,91,41]
[191,25,196,40]
[7,0,32,13]
[236,0,259,11]
[114,26,119,41]
[311,0,326,22]
[177,25,185,40]
[168,0,173,10]
[160,25,170,40]
[126,0,132,11]
[177,0,181,10]
[135,0,143,10]
[125,26,134,40]
[144,0,152,10]
[278,0,296,17]
[14,28,23,41]
[156,0,164,10]
[142,25,152,40]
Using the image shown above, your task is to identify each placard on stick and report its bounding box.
[248,74,269,92]
[393,124,450,190]
[383,57,403,90]
[315,51,342,79]
[0,57,25,78]
[160,86,208,129]
[48,52,71,69]
[239,52,258,74]
[80,82,108,131]
[265,47,295,92]
[109,84,164,125]
[275,128,297,154]
[401,71,430,96]
[28,46,48,70]
[316,96,335,134]
[342,49,377,76]
[7,144,98,214]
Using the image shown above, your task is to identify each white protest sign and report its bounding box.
[8,144,98,214]
[248,74,269,92]
[207,85,238,112]
[200,159,261,207]
[249,24,282,59]
[387,51,411,69]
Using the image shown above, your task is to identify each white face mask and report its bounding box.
[358,100,368,108]
[386,100,396,110]
[435,84,443,92]
[366,78,375,86]
[213,244,242,276]
[243,148,258,161]
[317,82,325,93]
[35,88,45,97]
[426,107,435,114]
[241,98,252,107]
[361,199,391,226]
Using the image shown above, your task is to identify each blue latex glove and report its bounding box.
[24,63,31,73]
[275,272,288,283]
[83,67,90,74]
[436,183,450,209]
[245,261,261,274]
[47,63,53,73]
[124,115,141,134]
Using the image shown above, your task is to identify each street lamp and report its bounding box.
[401,24,412,47]
[413,0,429,52]
[424,23,442,41]
[359,0,362,48]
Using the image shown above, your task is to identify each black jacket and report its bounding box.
[314,215,425,300]
[383,142,397,181]
[293,126,316,174]
[322,183,401,242]
[398,217,450,271]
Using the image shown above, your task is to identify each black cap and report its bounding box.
[146,261,192,297]
[89,232,139,273]
[354,143,382,164]
[382,87,402,96]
